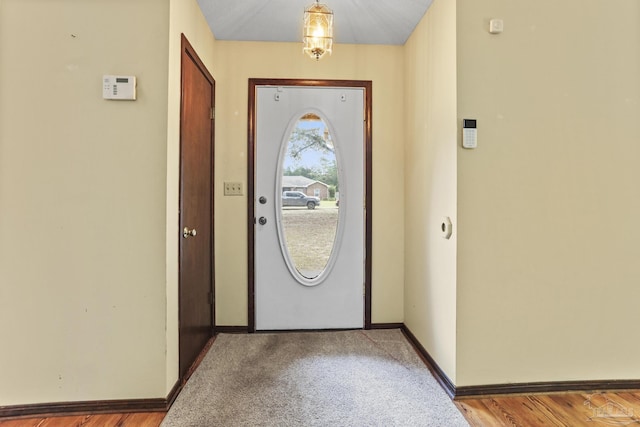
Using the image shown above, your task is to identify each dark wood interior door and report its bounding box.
[179,35,215,379]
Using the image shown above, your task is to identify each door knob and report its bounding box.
[258,217,267,225]
[183,227,197,238]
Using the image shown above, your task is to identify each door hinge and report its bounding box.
[208,291,214,305]
[210,107,215,120]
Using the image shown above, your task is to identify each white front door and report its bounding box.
[255,85,364,330]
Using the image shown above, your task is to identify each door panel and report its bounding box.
[254,86,364,330]
[179,36,214,378]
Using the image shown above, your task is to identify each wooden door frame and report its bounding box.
[247,78,372,332]
[178,34,215,378]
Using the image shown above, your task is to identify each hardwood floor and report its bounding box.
[2,391,640,426]
[456,391,640,426]
[0,412,164,427]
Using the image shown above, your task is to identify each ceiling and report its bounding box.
[196,0,434,46]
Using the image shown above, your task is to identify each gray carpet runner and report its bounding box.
[161,329,469,426]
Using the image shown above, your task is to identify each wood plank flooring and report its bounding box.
[2,391,640,426]
[456,391,640,426]
[0,412,164,427]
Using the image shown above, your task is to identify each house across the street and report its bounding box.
[282,175,330,200]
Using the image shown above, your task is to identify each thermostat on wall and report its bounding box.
[103,75,137,100]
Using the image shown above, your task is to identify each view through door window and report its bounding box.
[279,113,339,281]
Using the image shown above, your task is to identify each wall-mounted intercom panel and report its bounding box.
[462,119,477,149]
[103,75,136,100]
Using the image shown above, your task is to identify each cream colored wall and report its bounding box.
[0,0,170,404]
[403,0,458,383]
[213,41,405,325]
[456,0,640,386]
[166,0,217,395]
[4,0,635,408]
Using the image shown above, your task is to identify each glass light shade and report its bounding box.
[303,1,333,60]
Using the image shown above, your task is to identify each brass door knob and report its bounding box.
[183,227,197,238]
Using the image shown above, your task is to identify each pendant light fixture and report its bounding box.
[302,0,333,60]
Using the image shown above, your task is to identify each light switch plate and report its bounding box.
[224,182,243,196]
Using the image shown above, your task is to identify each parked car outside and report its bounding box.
[282,191,320,209]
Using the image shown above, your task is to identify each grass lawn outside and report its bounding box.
[281,203,339,276]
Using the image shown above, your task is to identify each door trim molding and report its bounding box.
[247,78,373,332]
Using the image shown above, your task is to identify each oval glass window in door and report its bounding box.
[278,113,340,283]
